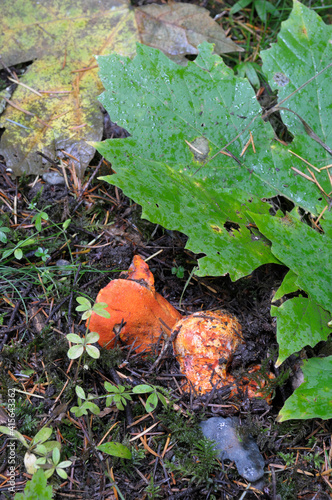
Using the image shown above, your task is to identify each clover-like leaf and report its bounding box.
[85,332,100,344]
[75,386,86,400]
[86,345,100,359]
[92,302,111,318]
[66,334,84,344]
[67,345,84,359]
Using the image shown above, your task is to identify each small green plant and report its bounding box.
[28,203,49,232]
[34,247,50,263]
[166,438,220,487]
[145,476,162,499]
[66,332,100,360]
[14,468,52,500]
[302,452,324,469]
[171,265,185,279]
[104,383,132,411]
[66,297,110,376]
[277,451,297,467]
[104,382,168,413]
[75,296,110,321]
[0,220,11,243]
[70,385,100,417]
[35,447,72,479]
[0,425,71,479]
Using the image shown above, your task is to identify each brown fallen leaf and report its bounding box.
[136,3,243,63]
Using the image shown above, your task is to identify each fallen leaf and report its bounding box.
[0,0,138,176]
[136,3,243,63]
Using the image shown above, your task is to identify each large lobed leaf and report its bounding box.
[278,356,332,421]
[261,0,332,208]
[252,210,332,315]
[96,2,332,279]
[271,297,331,367]
[96,42,284,280]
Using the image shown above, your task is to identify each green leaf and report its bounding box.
[254,0,279,22]
[44,468,55,479]
[52,447,60,465]
[251,210,332,314]
[56,468,68,480]
[104,381,116,393]
[76,297,92,309]
[57,460,72,468]
[0,226,10,243]
[229,0,252,16]
[67,345,84,359]
[271,297,332,367]
[66,334,83,344]
[14,248,23,260]
[81,310,93,320]
[70,406,85,417]
[96,42,282,280]
[62,219,71,230]
[132,384,154,394]
[35,444,47,456]
[32,427,53,446]
[84,402,100,415]
[278,356,332,421]
[40,441,61,454]
[85,332,100,344]
[75,386,86,400]
[146,393,158,412]
[115,400,125,411]
[261,0,332,210]
[93,302,111,318]
[156,392,168,408]
[14,468,53,500]
[272,270,299,302]
[86,345,100,359]
[0,426,28,447]
[97,442,132,459]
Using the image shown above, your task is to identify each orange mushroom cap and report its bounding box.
[173,310,243,394]
[173,310,274,402]
[88,255,182,353]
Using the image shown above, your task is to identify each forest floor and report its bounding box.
[1,1,332,499]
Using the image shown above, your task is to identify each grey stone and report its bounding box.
[42,172,65,185]
[200,417,265,482]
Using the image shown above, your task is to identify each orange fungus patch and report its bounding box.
[87,255,182,353]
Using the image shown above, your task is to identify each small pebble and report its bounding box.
[42,172,65,185]
[55,259,72,276]
[200,416,265,482]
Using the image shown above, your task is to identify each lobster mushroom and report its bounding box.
[172,310,243,394]
[87,255,182,353]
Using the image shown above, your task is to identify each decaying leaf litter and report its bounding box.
[0,0,241,177]
[1,0,332,499]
